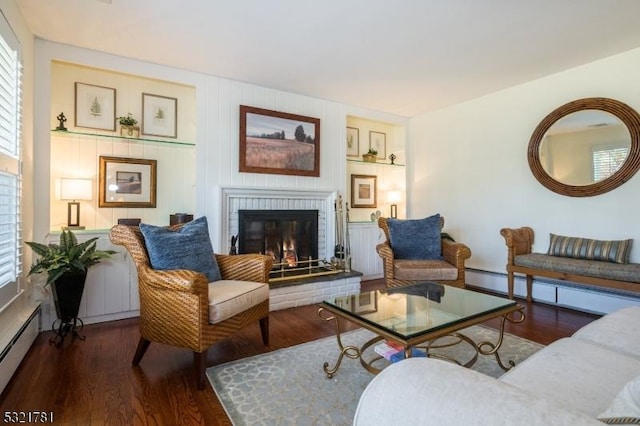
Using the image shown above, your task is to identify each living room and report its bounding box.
[19,2,640,314]
[2,0,640,424]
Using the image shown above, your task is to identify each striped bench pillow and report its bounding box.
[548,233,632,264]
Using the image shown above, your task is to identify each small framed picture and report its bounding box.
[346,127,360,157]
[74,82,116,131]
[98,156,157,208]
[351,174,377,208]
[142,93,178,138]
[351,292,377,315]
[369,131,386,160]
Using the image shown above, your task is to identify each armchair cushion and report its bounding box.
[393,259,458,281]
[139,216,222,282]
[388,214,442,260]
[208,280,270,324]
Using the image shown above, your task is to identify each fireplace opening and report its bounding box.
[238,210,319,271]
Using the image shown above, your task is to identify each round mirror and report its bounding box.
[528,98,640,197]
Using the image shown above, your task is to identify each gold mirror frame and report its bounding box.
[528,97,640,197]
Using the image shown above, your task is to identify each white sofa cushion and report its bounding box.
[354,358,601,426]
[598,374,640,422]
[208,279,269,324]
[573,306,640,359]
[499,337,640,417]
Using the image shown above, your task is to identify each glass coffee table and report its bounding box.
[318,282,524,378]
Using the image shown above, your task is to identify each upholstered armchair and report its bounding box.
[376,216,471,289]
[109,223,273,389]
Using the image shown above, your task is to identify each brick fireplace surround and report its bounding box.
[219,186,361,310]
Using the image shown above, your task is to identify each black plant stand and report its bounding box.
[49,317,85,347]
[50,271,87,347]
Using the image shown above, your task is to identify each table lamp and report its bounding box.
[60,178,92,230]
[388,190,402,219]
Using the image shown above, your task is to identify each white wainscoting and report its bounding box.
[41,231,139,330]
[348,222,384,280]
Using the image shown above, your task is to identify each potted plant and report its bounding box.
[363,148,378,162]
[26,230,115,324]
[116,113,139,137]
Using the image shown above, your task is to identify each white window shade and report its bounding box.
[0,11,22,310]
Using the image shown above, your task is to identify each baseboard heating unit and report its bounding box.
[0,304,40,394]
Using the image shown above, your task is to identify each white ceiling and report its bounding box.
[16,0,640,117]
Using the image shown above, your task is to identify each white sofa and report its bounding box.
[354,306,640,425]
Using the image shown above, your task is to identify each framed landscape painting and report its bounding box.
[240,105,320,177]
[98,156,157,208]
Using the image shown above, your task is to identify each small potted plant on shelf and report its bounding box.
[362,148,378,163]
[116,113,139,137]
[26,230,116,346]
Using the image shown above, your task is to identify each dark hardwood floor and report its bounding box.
[0,280,600,425]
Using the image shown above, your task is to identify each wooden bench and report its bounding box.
[500,227,640,302]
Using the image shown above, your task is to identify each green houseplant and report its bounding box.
[116,113,137,126]
[363,148,378,162]
[116,113,139,137]
[26,230,115,323]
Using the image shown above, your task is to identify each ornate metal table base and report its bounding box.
[318,307,525,378]
[318,308,362,378]
[49,317,85,347]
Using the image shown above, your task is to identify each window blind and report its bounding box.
[592,146,629,182]
[0,11,22,309]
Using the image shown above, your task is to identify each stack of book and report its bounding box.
[374,341,426,363]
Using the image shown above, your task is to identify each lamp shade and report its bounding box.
[60,178,92,201]
[387,190,402,204]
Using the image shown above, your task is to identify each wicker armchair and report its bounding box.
[109,224,273,389]
[376,217,471,289]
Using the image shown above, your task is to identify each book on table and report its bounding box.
[374,341,426,363]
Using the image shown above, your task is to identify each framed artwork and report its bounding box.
[346,127,359,157]
[98,156,157,208]
[351,292,377,315]
[240,105,320,177]
[142,93,178,138]
[369,131,387,160]
[351,174,377,208]
[74,82,116,131]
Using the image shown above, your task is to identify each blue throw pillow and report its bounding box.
[388,214,443,260]
[139,216,221,282]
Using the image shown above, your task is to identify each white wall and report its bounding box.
[409,47,640,277]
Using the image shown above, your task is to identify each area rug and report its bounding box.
[206,326,543,426]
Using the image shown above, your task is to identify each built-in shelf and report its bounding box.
[51,129,195,147]
[347,158,404,167]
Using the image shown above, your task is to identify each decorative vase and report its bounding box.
[120,124,140,138]
[52,271,87,322]
[362,153,377,163]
